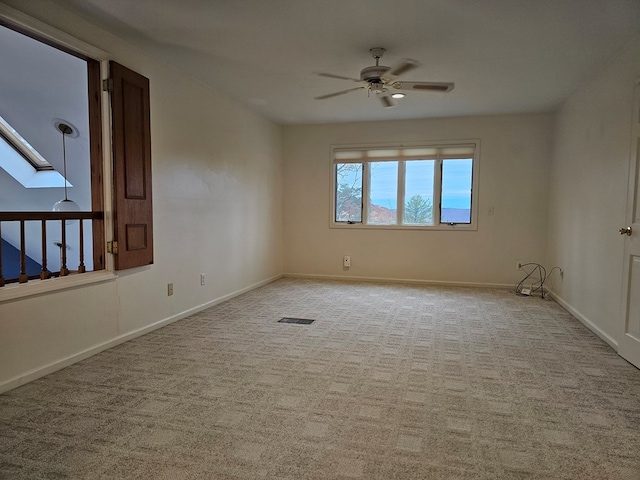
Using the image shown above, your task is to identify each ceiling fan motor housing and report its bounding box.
[360,65,390,83]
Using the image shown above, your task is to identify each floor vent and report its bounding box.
[279,317,315,325]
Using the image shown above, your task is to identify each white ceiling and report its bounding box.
[47,0,640,124]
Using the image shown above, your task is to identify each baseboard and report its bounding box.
[283,272,513,289]
[0,274,282,394]
[547,290,618,350]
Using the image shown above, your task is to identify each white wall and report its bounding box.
[0,1,283,390]
[547,37,640,346]
[283,114,552,285]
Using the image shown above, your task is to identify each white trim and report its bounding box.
[100,57,115,273]
[329,222,478,232]
[0,270,117,304]
[283,272,513,289]
[397,160,406,224]
[0,274,282,394]
[0,4,110,61]
[548,290,619,350]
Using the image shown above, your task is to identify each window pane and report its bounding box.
[368,161,398,224]
[335,163,362,222]
[403,160,434,225]
[441,159,473,224]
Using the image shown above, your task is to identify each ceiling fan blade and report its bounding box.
[317,72,361,82]
[315,87,365,100]
[382,59,420,81]
[379,95,396,108]
[391,81,455,93]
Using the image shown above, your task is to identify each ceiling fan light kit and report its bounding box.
[315,47,454,108]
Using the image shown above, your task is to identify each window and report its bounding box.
[333,142,478,229]
[0,10,153,296]
[0,21,104,277]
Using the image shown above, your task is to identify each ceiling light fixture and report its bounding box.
[52,121,80,218]
[391,93,406,99]
[369,83,385,94]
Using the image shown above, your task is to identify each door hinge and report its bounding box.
[107,240,118,254]
[102,78,113,93]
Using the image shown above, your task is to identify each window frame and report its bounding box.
[330,140,480,231]
[0,5,117,303]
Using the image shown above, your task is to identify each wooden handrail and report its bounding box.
[0,211,103,221]
[0,211,104,287]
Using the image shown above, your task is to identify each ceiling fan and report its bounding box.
[315,47,454,108]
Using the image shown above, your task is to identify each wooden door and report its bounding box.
[110,61,153,270]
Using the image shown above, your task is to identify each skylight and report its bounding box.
[0,114,52,170]
[0,115,66,189]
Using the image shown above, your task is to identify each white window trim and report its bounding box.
[330,140,480,231]
[0,5,117,304]
[0,270,117,303]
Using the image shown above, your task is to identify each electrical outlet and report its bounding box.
[167,283,173,296]
[517,261,523,269]
[200,273,206,286]
[343,255,351,268]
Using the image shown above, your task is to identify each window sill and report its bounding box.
[0,270,117,304]
[330,222,478,232]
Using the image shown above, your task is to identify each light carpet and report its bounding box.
[1,278,640,479]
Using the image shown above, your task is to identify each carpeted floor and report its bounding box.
[1,278,640,479]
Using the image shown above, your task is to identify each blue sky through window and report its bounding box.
[369,158,472,209]
[442,159,473,210]
[405,160,434,203]
[370,161,397,210]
